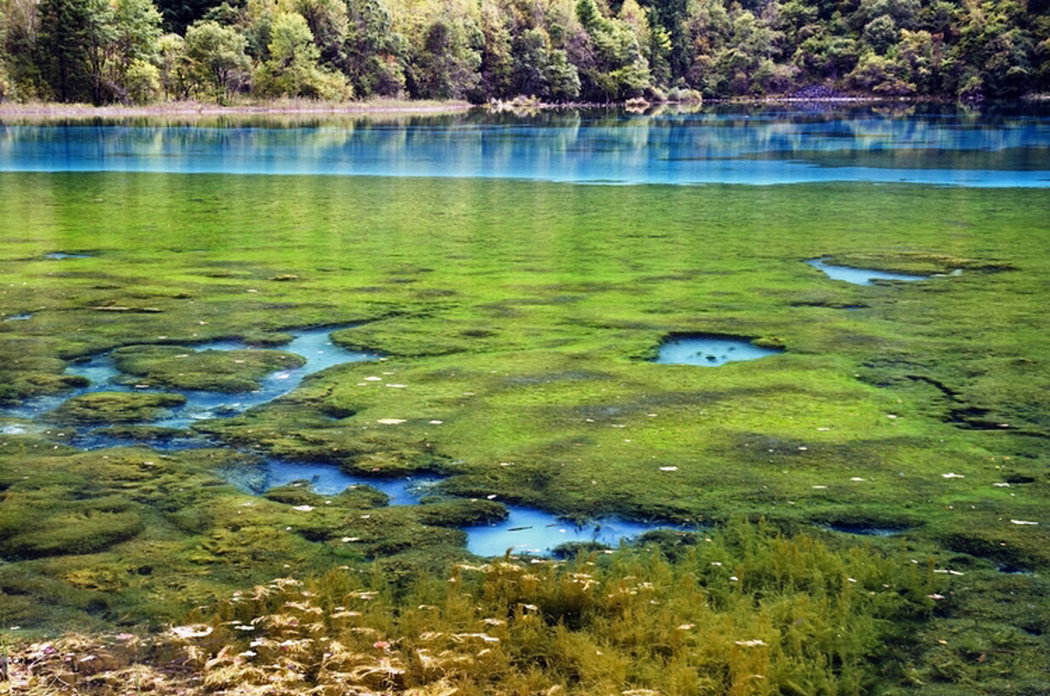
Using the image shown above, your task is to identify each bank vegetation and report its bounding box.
[1,0,1048,107]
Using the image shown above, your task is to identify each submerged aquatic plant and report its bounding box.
[5,520,945,695]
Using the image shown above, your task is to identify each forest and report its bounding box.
[0,0,1048,106]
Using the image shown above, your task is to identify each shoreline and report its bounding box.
[0,95,954,121]
[1,94,1044,122]
[0,97,476,120]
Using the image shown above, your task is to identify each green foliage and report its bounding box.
[182,18,249,102]
[156,31,187,98]
[124,58,160,102]
[0,0,42,100]
[252,11,351,98]
[574,0,651,100]
[3,0,1050,103]
[343,0,407,97]
[2,166,1050,690]
[114,0,163,68]
[50,391,188,423]
[36,0,116,103]
[296,0,350,70]
[111,345,306,392]
[410,17,482,100]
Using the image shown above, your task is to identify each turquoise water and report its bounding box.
[466,506,664,556]
[0,326,378,429]
[654,335,783,366]
[3,106,1050,186]
[0,325,680,555]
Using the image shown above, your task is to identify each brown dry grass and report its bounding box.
[0,98,473,122]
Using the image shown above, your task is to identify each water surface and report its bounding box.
[1,326,378,429]
[0,323,677,555]
[806,258,929,285]
[3,106,1050,186]
[466,506,664,556]
[654,335,783,366]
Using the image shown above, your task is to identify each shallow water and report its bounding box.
[0,326,378,428]
[235,459,442,505]
[806,258,929,285]
[654,335,783,366]
[222,456,677,555]
[44,251,93,259]
[1,324,676,555]
[3,106,1050,186]
[466,506,667,556]
[818,523,907,537]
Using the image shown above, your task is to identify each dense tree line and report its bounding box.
[1,0,1048,104]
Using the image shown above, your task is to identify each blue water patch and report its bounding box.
[3,106,1050,186]
[0,325,379,428]
[225,458,674,556]
[806,257,928,285]
[1,321,687,556]
[654,335,783,366]
[243,459,441,506]
[465,505,668,556]
[44,251,92,259]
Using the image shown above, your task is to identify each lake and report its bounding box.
[2,104,1050,186]
[1,104,1049,660]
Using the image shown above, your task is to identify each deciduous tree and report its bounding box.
[182,18,250,101]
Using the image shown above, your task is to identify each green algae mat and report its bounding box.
[1,172,1049,693]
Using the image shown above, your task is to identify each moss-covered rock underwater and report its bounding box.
[1,172,1049,693]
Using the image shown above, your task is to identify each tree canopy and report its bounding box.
[1,0,1048,103]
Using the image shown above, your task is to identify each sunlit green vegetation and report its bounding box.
[1,0,1048,104]
[1,171,1049,693]
[6,520,960,695]
[112,345,306,391]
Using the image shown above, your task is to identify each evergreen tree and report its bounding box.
[37,0,113,102]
